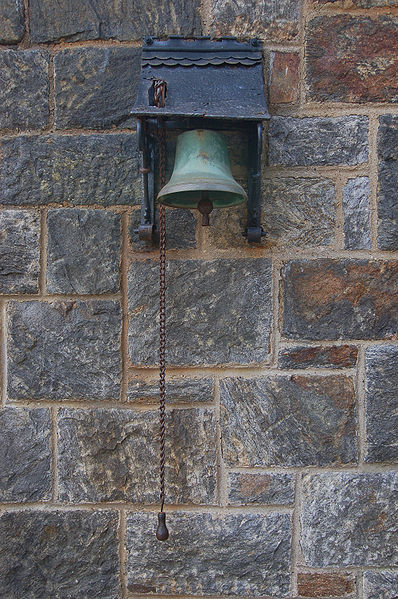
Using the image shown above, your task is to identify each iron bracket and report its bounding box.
[244,121,266,243]
[135,119,156,243]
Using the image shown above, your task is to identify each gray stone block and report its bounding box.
[220,375,357,467]
[269,116,369,166]
[0,407,51,501]
[0,134,141,206]
[0,510,119,598]
[58,407,217,504]
[301,472,398,566]
[282,259,398,340]
[129,207,197,252]
[8,300,121,399]
[205,204,249,249]
[54,47,141,129]
[228,472,295,505]
[262,178,336,247]
[343,177,371,249]
[378,115,398,250]
[128,258,272,366]
[127,376,213,403]
[0,0,24,43]
[0,210,40,294]
[30,0,201,43]
[363,571,398,599]
[126,511,291,596]
[0,50,49,130]
[47,209,121,294]
[210,0,300,42]
[365,345,398,463]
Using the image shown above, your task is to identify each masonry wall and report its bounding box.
[0,1,397,598]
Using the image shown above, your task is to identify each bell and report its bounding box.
[158,129,247,225]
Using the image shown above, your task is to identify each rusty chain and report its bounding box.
[156,118,169,541]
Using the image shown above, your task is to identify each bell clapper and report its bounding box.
[198,192,214,226]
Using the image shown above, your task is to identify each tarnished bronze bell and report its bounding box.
[157,129,247,224]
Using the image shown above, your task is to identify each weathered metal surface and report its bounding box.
[131,37,269,120]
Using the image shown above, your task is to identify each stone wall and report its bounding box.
[0,1,397,598]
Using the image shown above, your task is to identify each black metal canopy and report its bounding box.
[131,36,270,121]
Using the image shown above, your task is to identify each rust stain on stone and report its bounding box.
[128,583,157,593]
[41,524,57,541]
[298,572,355,597]
[281,345,358,368]
[53,301,76,317]
[292,375,354,410]
[328,345,358,367]
[238,473,271,497]
[294,261,398,320]
[270,52,300,104]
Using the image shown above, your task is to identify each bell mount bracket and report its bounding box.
[132,36,270,244]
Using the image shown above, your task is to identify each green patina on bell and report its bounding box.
[158,129,247,224]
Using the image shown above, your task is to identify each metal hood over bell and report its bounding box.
[157,129,247,209]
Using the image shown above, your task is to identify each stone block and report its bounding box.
[126,511,291,596]
[127,376,213,403]
[30,0,201,43]
[0,134,141,206]
[210,0,300,42]
[269,117,368,166]
[0,510,119,598]
[0,407,51,501]
[282,260,398,340]
[343,177,371,250]
[204,204,249,250]
[363,571,398,599]
[54,47,141,129]
[228,472,295,505]
[0,0,24,43]
[306,16,398,103]
[8,300,121,400]
[47,209,121,294]
[311,0,398,6]
[279,345,358,369]
[378,115,398,250]
[58,407,217,504]
[262,178,335,248]
[0,50,49,130]
[129,207,196,252]
[0,210,40,294]
[128,258,272,366]
[365,345,398,463]
[220,375,357,467]
[270,52,300,104]
[297,573,355,597]
[301,472,398,566]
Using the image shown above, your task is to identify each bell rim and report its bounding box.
[157,179,247,200]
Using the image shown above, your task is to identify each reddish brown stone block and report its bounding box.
[279,345,358,369]
[270,52,300,104]
[298,572,355,597]
[282,260,398,340]
[306,16,398,103]
[311,0,398,6]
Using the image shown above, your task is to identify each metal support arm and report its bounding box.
[245,122,265,243]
